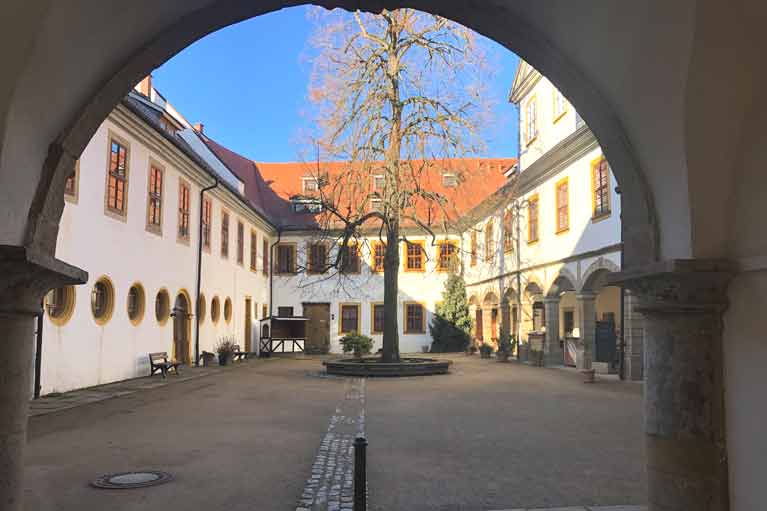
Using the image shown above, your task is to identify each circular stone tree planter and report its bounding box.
[323,357,452,377]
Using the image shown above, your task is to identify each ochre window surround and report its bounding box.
[220,210,230,259]
[45,286,76,326]
[275,243,297,274]
[307,242,328,274]
[555,177,569,234]
[371,302,385,335]
[146,162,164,235]
[591,156,611,220]
[503,209,514,253]
[156,288,170,325]
[527,194,539,244]
[339,303,361,334]
[91,276,115,326]
[525,96,538,145]
[404,241,426,272]
[371,241,386,273]
[177,179,191,243]
[250,230,258,272]
[104,132,130,221]
[552,89,568,124]
[262,238,269,275]
[340,243,361,275]
[403,302,426,334]
[436,240,458,272]
[236,220,244,265]
[201,197,212,250]
[64,159,80,204]
[127,282,146,326]
[484,220,495,263]
[470,230,478,267]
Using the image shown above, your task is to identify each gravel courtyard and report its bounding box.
[23,356,645,511]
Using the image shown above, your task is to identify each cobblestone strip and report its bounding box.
[297,377,366,511]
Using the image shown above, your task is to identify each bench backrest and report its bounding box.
[149,352,169,364]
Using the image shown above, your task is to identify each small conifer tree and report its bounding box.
[430,273,472,352]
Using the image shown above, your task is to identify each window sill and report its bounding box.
[525,135,538,147]
[591,212,612,223]
[555,227,570,236]
[527,239,539,246]
[553,110,568,124]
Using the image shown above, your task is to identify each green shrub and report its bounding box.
[430,273,472,352]
[339,332,374,358]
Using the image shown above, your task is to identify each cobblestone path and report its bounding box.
[296,377,366,511]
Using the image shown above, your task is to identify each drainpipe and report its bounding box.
[515,199,522,358]
[269,228,283,318]
[616,185,625,380]
[194,178,219,366]
[33,303,43,399]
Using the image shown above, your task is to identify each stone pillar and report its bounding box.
[623,290,645,381]
[575,292,597,369]
[543,297,561,366]
[613,260,733,511]
[500,301,511,340]
[0,246,86,511]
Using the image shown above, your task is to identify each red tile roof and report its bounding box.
[202,136,515,232]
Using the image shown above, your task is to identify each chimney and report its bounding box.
[194,122,205,134]
[136,75,152,97]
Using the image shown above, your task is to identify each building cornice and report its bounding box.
[465,243,623,288]
[509,61,542,104]
[111,105,277,234]
[517,124,598,196]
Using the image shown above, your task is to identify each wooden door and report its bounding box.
[303,303,330,354]
[475,308,483,341]
[244,298,252,352]
[173,294,190,364]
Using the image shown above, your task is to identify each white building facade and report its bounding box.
[40,62,637,395]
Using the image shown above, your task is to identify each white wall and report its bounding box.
[273,234,459,353]
[43,114,271,394]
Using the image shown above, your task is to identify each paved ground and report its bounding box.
[23,355,645,511]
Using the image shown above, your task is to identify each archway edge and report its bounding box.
[27,0,658,268]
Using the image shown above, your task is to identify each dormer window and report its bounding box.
[292,197,323,213]
[302,177,319,194]
[442,173,458,187]
[370,197,383,212]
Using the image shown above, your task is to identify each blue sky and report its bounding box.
[153,6,520,162]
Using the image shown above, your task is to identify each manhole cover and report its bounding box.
[90,470,173,489]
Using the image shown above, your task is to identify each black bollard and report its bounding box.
[354,436,367,511]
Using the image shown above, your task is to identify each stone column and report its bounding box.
[0,246,86,511]
[623,290,645,381]
[500,301,511,340]
[543,297,561,366]
[575,292,597,369]
[612,260,733,511]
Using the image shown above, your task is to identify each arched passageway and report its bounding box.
[3,2,767,511]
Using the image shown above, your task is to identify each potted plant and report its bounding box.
[339,332,374,359]
[479,342,494,359]
[496,333,514,362]
[215,336,237,366]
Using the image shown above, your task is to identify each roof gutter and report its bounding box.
[194,178,219,366]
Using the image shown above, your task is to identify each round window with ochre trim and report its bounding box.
[45,286,76,326]
[91,277,115,325]
[155,288,170,325]
[127,283,145,326]
[224,297,232,324]
[197,293,207,325]
[211,296,221,324]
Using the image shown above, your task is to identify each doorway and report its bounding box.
[303,303,330,354]
[172,293,191,364]
[244,298,252,352]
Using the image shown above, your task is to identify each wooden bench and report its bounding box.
[232,345,248,362]
[149,352,181,378]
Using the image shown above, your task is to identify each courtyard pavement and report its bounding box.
[23,355,645,510]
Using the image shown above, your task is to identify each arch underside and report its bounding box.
[9,0,656,272]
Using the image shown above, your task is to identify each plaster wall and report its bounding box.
[272,234,458,353]
[42,116,270,394]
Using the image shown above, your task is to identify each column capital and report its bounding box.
[609,258,735,314]
[0,245,87,315]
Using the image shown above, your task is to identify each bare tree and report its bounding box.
[306,8,493,362]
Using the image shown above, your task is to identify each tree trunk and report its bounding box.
[382,222,401,362]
